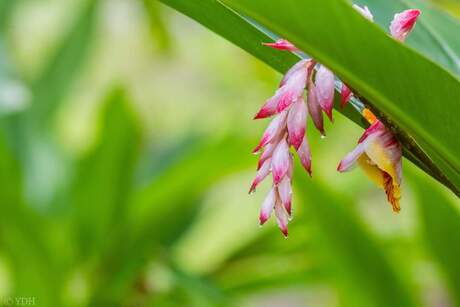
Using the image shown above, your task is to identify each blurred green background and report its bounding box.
[0,0,459,306]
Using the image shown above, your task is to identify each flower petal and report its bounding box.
[257,142,275,170]
[307,80,325,136]
[297,136,312,175]
[364,126,402,185]
[259,188,276,225]
[315,65,335,121]
[353,4,374,21]
[274,198,289,237]
[390,9,421,42]
[287,97,307,149]
[337,142,366,172]
[249,158,271,193]
[280,59,309,87]
[278,177,292,216]
[263,39,299,52]
[254,90,282,119]
[271,138,290,184]
[252,112,287,153]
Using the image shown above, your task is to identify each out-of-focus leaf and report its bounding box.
[430,0,460,19]
[0,0,16,33]
[71,88,140,260]
[295,173,419,307]
[410,169,460,305]
[87,136,253,305]
[4,0,99,208]
[23,0,98,127]
[142,0,172,52]
[0,134,63,306]
[0,1,30,116]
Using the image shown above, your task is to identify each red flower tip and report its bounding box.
[325,109,334,122]
[259,213,269,225]
[285,201,292,216]
[337,161,344,172]
[254,109,272,119]
[280,227,289,238]
[249,181,257,194]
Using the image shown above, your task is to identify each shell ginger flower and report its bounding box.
[337,109,402,212]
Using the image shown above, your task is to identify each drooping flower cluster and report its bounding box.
[250,5,420,236]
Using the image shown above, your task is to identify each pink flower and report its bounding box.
[250,56,315,237]
[252,6,421,234]
[315,65,335,121]
[390,9,421,42]
[262,39,299,52]
[337,109,402,212]
[287,97,308,150]
[306,78,325,136]
[254,60,309,119]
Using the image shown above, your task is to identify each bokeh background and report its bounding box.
[0,0,459,306]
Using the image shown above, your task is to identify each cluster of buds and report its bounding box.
[250,5,420,236]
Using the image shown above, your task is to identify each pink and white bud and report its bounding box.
[253,112,287,153]
[271,139,291,185]
[276,64,308,113]
[297,136,312,175]
[278,176,292,216]
[315,65,335,121]
[259,188,276,225]
[390,9,421,42]
[274,198,289,237]
[307,80,325,136]
[255,61,308,119]
[353,4,374,21]
[263,39,299,52]
[249,158,271,193]
[257,142,276,170]
[287,97,308,150]
[340,83,352,108]
[280,59,309,87]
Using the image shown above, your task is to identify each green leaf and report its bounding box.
[358,0,460,77]
[223,0,460,197]
[410,168,460,305]
[71,88,140,259]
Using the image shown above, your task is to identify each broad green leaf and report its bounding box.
[296,175,419,307]
[410,168,460,305]
[224,0,460,197]
[71,88,140,260]
[358,0,460,77]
